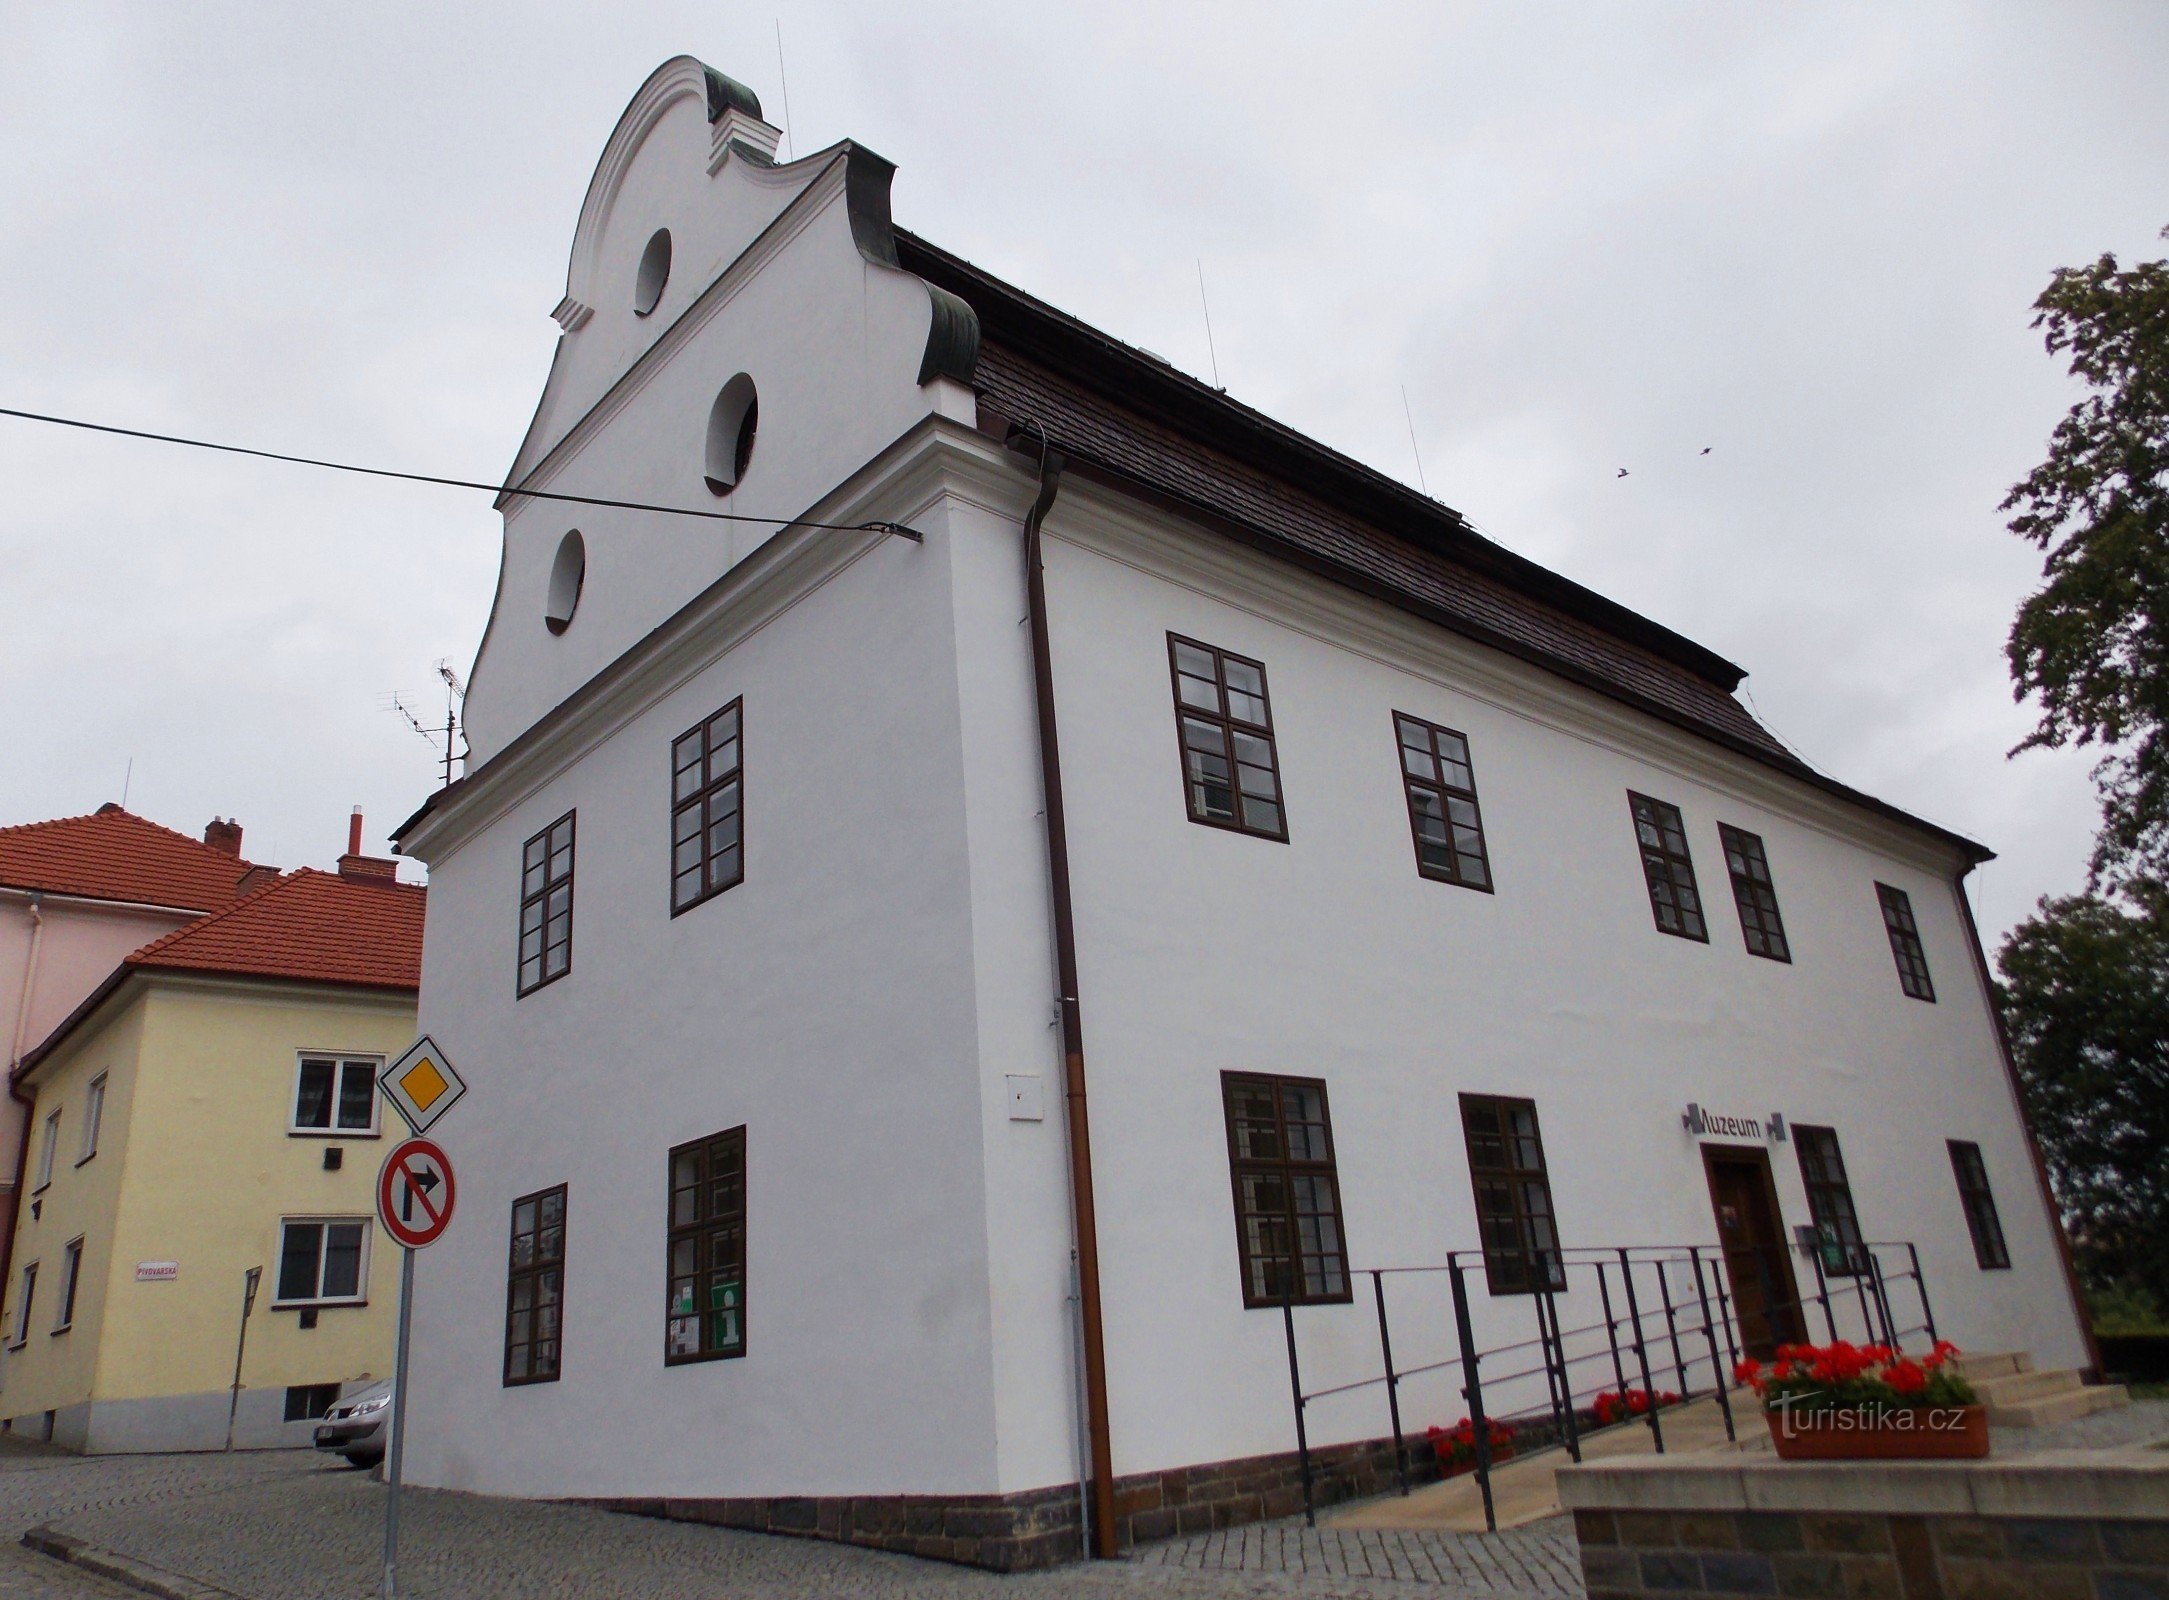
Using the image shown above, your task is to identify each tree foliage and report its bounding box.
[1997,884,2169,1310]
[2004,229,2169,889]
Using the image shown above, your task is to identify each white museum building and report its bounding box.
[392,57,2095,1569]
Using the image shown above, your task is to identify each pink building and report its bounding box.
[0,806,267,1244]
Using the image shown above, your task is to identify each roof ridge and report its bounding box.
[0,805,259,862]
[124,867,298,965]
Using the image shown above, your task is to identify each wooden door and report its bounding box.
[1702,1145,1806,1360]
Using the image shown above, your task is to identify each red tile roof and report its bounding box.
[0,806,260,910]
[126,868,424,992]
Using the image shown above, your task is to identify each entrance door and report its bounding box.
[1702,1145,1806,1360]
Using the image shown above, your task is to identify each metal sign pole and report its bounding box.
[382,1244,415,1600]
[223,1266,262,1452]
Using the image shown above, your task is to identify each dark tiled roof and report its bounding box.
[0,806,259,910]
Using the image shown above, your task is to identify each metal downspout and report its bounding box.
[1019,439,1118,1557]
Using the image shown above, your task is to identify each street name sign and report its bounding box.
[377,1137,457,1250]
[382,1035,466,1135]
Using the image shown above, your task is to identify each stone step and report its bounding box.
[1971,1368,2080,1405]
[1987,1382,2129,1427]
[1951,1350,2032,1380]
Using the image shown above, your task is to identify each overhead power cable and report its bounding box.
[0,405,923,541]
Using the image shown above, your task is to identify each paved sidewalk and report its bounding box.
[0,1443,1580,1599]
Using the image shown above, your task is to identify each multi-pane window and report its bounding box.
[54,1239,82,1332]
[1719,824,1790,962]
[518,812,576,996]
[1460,1095,1565,1295]
[1877,883,1935,1002]
[1628,792,1707,941]
[670,700,744,915]
[1220,1073,1349,1307]
[667,1129,746,1363]
[284,1383,341,1422]
[79,1076,106,1164]
[1794,1126,1866,1277]
[1394,713,1492,890]
[505,1185,566,1385]
[1168,635,1287,840]
[1948,1141,2010,1270]
[274,1218,368,1307]
[34,1111,58,1191]
[11,1264,35,1348]
[291,1057,378,1135]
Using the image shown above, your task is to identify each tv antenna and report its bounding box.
[389,661,468,790]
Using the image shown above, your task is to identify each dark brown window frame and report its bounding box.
[667,1127,747,1365]
[1628,791,1709,942]
[1393,712,1494,892]
[1793,1125,1866,1277]
[1947,1141,2010,1270]
[1167,634,1289,842]
[517,811,576,997]
[669,699,745,917]
[1718,823,1790,963]
[1220,1072,1350,1309]
[1877,883,1935,1002]
[504,1183,567,1387]
[1459,1093,1566,1296]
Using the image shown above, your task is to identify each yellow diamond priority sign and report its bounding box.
[382,1035,466,1135]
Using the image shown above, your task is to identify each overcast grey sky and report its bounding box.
[3,3,2164,947]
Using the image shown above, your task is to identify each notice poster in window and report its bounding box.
[668,1316,698,1356]
[710,1280,740,1350]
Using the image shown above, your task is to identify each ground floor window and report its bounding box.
[667,1130,745,1363]
[1794,1125,1866,1276]
[9,1263,35,1348]
[274,1218,368,1306]
[53,1239,83,1332]
[284,1383,341,1422]
[506,1184,566,1384]
[1220,1072,1350,1307]
[1947,1141,2010,1269]
[1459,1094,1565,1294]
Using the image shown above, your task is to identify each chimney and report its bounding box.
[204,817,244,856]
[338,808,400,886]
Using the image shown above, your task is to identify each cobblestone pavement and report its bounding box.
[0,1442,1578,1600]
[1128,1517,1581,1596]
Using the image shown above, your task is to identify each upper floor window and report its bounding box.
[1948,1141,2010,1270]
[1460,1094,1565,1295]
[53,1238,83,1333]
[274,1218,369,1307]
[518,812,576,997]
[1628,792,1707,941]
[292,1057,379,1136]
[9,1263,35,1349]
[506,1184,567,1386]
[1394,713,1492,890]
[1877,883,1935,1002]
[1168,635,1286,840]
[1220,1072,1349,1308]
[78,1076,106,1164]
[667,1128,746,1363]
[670,700,744,915]
[1794,1125,1865,1277]
[33,1111,58,1192]
[1719,824,1790,962]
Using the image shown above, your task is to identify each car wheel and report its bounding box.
[343,1450,383,1469]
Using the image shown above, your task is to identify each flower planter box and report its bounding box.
[1764,1403,1989,1461]
[1434,1442,1516,1479]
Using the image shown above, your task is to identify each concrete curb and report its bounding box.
[22,1525,239,1600]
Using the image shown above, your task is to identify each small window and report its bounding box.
[1460,1094,1565,1295]
[669,700,744,915]
[274,1219,369,1307]
[505,1184,567,1386]
[1168,635,1287,840]
[1394,713,1492,890]
[704,374,759,495]
[545,530,586,635]
[284,1383,341,1422]
[291,1057,380,1135]
[1877,883,1935,1002]
[1948,1141,2010,1270]
[10,1263,36,1349]
[667,1129,746,1363]
[78,1076,106,1164]
[633,228,672,316]
[1794,1126,1865,1277]
[33,1111,58,1192]
[1220,1072,1349,1307]
[1628,792,1707,941]
[53,1239,82,1333]
[1719,824,1790,962]
[518,812,576,996]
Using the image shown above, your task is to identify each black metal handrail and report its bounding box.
[1273,1237,1938,1531]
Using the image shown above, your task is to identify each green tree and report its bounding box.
[2004,229,2169,889]
[1997,883,2169,1310]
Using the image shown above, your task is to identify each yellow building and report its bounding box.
[0,854,422,1451]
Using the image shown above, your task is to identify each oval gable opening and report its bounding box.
[634,229,672,317]
[704,374,758,496]
[545,530,586,635]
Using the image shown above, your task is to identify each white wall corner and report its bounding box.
[708,110,784,175]
[926,376,978,427]
[551,297,594,333]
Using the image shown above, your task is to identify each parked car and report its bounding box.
[312,1379,392,1467]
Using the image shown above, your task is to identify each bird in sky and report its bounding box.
[1700,447,1713,455]
[1616,468,1629,478]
